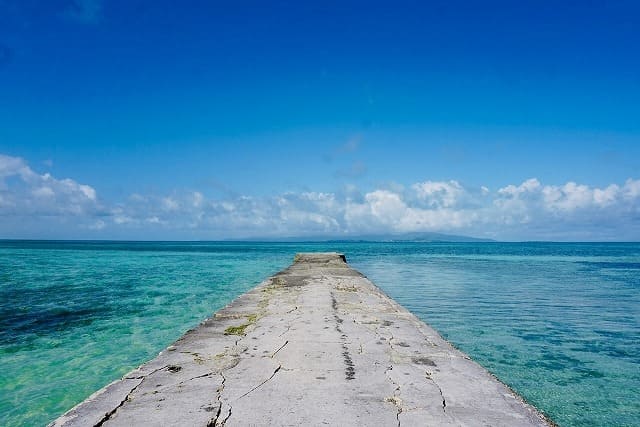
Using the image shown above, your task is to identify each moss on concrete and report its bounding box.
[224,313,260,336]
[224,324,250,336]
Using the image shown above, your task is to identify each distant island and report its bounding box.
[227,232,495,243]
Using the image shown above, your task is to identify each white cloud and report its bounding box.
[0,154,99,217]
[88,220,106,230]
[413,180,463,208]
[344,186,477,234]
[32,186,55,198]
[496,178,640,215]
[161,197,180,211]
[623,178,640,200]
[146,216,164,225]
[491,178,640,239]
[2,153,639,240]
[593,184,619,207]
[498,178,541,197]
[191,191,204,208]
[542,182,592,211]
[364,190,405,224]
[78,183,97,201]
[0,154,30,179]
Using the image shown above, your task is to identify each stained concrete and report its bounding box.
[52,253,551,426]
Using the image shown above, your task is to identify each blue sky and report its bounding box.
[1,1,639,240]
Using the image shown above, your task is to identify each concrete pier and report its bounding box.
[53,253,551,426]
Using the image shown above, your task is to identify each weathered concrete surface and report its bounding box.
[53,253,551,426]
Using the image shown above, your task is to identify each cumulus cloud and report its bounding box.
[344,188,474,234]
[413,180,463,208]
[492,178,640,239]
[2,153,639,240]
[495,178,640,216]
[0,154,99,216]
[101,177,639,240]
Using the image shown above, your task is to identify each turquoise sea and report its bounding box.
[1,241,638,426]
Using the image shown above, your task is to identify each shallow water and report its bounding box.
[1,241,638,426]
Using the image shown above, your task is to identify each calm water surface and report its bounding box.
[1,241,638,426]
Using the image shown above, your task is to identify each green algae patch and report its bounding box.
[224,324,250,336]
[224,313,260,336]
[336,284,358,292]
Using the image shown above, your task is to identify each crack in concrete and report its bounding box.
[426,371,446,413]
[238,365,282,399]
[209,406,232,427]
[95,363,184,425]
[277,324,291,337]
[206,327,250,425]
[384,364,403,427]
[124,364,169,380]
[210,402,222,424]
[208,372,226,427]
[207,372,231,427]
[271,340,289,358]
[179,371,216,385]
[278,314,303,338]
[93,379,143,427]
[220,406,232,426]
[382,330,404,426]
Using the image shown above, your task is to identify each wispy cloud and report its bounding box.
[335,160,367,179]
[323,135,362,163]
[1,153,639,240]
[324,135,368,181]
